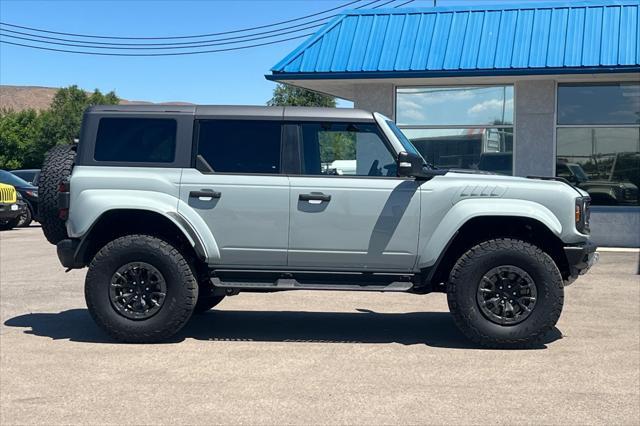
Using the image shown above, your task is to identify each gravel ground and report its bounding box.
[1,226,639,425]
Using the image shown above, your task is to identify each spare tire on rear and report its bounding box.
[39,144,76,245]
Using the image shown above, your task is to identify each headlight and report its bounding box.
[575,197,591,234]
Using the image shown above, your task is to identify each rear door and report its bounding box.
[179,119,289,266]
[287,121,421,271]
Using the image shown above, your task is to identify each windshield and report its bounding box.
[0,170,31,187]
[568,164,589,182]
[384,120,431,168]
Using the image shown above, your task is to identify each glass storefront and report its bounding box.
[396,86,514,174]
[556,83,640,206]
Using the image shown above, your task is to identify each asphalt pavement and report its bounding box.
[1,226,639,425]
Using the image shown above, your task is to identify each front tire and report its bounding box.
[0,217,19,230]
[447,238,564,349]
[17,205,32,227]
[85,234,198,343]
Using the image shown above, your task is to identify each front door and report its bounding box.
[179,119,289,266]
[288,122,421,271]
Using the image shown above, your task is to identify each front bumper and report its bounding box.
[0,202,25,221]
[564,240,599,285]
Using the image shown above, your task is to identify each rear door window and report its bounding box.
[196,120,282,174]
[94,118,177,163]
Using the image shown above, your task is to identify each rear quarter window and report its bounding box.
[94,118,177,163]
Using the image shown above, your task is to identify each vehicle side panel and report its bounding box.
[67,166,219,258]
[288,177,421,270]
[179,169,290,266]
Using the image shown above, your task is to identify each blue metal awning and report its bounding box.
[267,0,640,81]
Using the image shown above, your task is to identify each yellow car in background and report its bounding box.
[0,183,26,230]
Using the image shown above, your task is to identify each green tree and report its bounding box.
[0,85,119,169]
[267,84,336,107]
[44,86,119,148]
[0,108,44,169]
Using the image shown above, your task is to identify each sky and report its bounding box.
[0,0,581,106]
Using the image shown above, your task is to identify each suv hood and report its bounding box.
[443,170,586,197]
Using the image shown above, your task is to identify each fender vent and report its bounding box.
[459,185,505,198]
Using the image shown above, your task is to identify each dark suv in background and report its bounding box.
[10,169,40,186]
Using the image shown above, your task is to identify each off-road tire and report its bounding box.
[85,234,198,343]
[39,144,76,244]
[447,238,564,349]
[17,205,32,227]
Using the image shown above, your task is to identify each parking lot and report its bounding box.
[0,226,638,425]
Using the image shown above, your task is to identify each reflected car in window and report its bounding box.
[557,160,639,206]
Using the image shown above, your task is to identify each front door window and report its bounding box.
[300,122,397,177]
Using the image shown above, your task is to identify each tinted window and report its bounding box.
[300,123,396,176]
[94,118,176,163]
[197,120,281,174]
[556,127,640,206]
[558,83,640,125]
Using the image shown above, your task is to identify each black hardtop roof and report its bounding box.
[85,105,375,121]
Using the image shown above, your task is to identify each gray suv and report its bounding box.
[39,105,597,347]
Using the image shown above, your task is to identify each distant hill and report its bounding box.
[0,85,193,112]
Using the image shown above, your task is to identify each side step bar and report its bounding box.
[210,277,414,292]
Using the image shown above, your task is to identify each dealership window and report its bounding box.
[556,83,640,206]
[396,86,514,174]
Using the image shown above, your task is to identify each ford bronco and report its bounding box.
[39,105,597,347]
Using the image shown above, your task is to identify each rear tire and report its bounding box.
[39,144,76,244]
[85,234,198,343]
[194,295,225,314]
[193,278,225,313]
[447,238,564,349]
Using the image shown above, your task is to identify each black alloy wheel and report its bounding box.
[109,262,167,320]
[476,265,537,325]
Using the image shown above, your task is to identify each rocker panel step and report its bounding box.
[210,277,414,292]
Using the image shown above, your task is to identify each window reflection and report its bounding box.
[557,128,640,206]
[557,83,640,125]
[396,86,514,126]
[403,128,513,175]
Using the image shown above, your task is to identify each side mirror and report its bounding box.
[397,151,424,178]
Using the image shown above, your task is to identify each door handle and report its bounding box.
[299,193,331,202]
[189,190,221,200]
